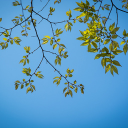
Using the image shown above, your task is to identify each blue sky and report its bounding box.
[0,0,128,128]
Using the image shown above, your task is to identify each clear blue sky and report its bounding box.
[0,0,128,128]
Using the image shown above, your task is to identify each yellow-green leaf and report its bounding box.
[123,29,126,36]
[112,65,118,74]
[10,40,13,44]
[112,34,118,39]
[74,80,77,84]
[101,58,106,68]
[109,22,115,31]
[50,40,53,45]
[32,85,35,90]
[3,38,7,41]
[26,87,31,93]
[27,59,29,64]
[112,60,121,66]
[105,64,111,73]
[21,84,24,89]
[76,12,86,19]
[27,27,31,30]
[81,87,84,94]
[95,54,101,59]
[53,44,57,49]
[45,35,50,39]
[69,90,73,97]
[0,18,2,22]
[123,44,128,55]
[63,87,67,93]
[69,85,73,89]
[120,41,125,45]
[26,83,29,87]
[104,39,110,44]
[74,87,78,93]
[57,38,60,42]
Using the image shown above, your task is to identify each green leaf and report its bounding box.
[37,74,44,79]
[21,84,24,89]
[20,17,23,22]
[91,41,98,48]
[104,39,110,44]
[69,90,73,97]
[66,68,70,73]
[15,84,19,90]
[81,42,89,46]
[50,40,53,45]
[45,35,50,39]
[0,18,2,22]
[112,60,121,66]
[65,91,68,97]
[74,87,78,93]
[109,22,115,31]
[23,60,26,66]
[76,12,86,19]
[114,50,123,54]
[69,22,73,26]
[36,71,41,74]
[112,34,118,39]
[10,40,13,44]
[53,44,57,49]
[105,64,111,73]
[19,59,24,63]
[101,58,106,68]
[74,80,77,84]
[26,87,31,93]
[102,47,109,53]
[74,7,82,11]
[42,40,48,44]
[15,80,20,83]
[69,85,73,89]
[27,27,31,30]
[27,59,29,64]
[31,80,34,82]
[109,43,113,51]
[3,38,7,41]
[53,79,58,83]
[5,43,8,48]
[88,44,91,52]
[95,54,101,59]
[32,85,35,90]
[110,65,114,75]
[111,27,120,34]
[28,21,30,25]
[81,87,84,94]
[57,38,60,42]
[123,29,126,36]
[23,79,25,82]
[123,44,128,55]
[112,65,118,74]
[63,87,67,93]
[54,59,58,65]
[26,83,29,87]
[77,36,85,40]
[13,2,18,6]
[60,44,66,48]
[120,41,125,45]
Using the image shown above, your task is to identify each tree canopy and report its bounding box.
[0,0,128,97]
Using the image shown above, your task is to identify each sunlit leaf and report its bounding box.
[105,64,111,73]
[63,87,67,93]
[112,60,121,66]
[53,44,57,49]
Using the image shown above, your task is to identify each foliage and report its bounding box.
[0,0,128,97]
